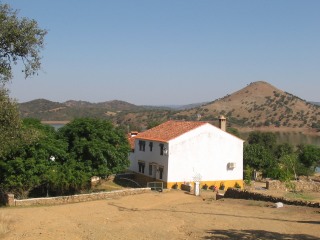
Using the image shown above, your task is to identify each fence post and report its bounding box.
[6,194,15,206]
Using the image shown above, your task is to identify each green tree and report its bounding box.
[58,118,130,177]
[274,143,294,159]
[0,119,68,198]
[0,3,47,197]
[278,154,299,181]
[247,131,277,151]
[227,127,241,138]
[244,165,253,185]
[0,3,47,83]
[243,144,274,172]
[297,144,320,172]
[20,118,68,162]
[48,159,92,196]
[0,89,23,158]
[0,157,48,199]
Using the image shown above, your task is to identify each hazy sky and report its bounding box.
[7,0,320,105]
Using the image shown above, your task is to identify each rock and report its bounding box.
[275,202,284,208]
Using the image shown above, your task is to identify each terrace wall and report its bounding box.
[224,188,320,208]
[5,188,151,207]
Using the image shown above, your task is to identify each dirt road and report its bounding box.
[2,190,320,240]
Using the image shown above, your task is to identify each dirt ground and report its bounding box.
[1,190,320,240]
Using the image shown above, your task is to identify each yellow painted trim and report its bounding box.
[126,170,243,190]
[167,180,244,190]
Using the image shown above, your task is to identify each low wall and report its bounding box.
[224,188,320,208]
[7,188,151,207]
[267,180,320,192]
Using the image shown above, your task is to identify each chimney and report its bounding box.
[219,115,226,131]
[130,131,138,137]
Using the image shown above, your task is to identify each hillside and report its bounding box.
[18,99,144,121]
[64,100,140,110]
[18,81,320,133]
[19,99,67,118]
[176,81,320,131]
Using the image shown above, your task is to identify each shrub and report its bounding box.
[172,183,178,189]
[202,184,208,190]
[244,165,253,185]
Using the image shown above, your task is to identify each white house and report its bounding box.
[128,118,244,189]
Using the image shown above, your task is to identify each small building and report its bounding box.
[128,117,244,189]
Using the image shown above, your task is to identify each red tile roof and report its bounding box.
[135,120,208,142]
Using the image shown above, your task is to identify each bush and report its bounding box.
[219,182,225,190]
[244,165,253,185]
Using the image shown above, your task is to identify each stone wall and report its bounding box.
[224,188,320,208]
[267,180,320,192]
[7,188,151,207]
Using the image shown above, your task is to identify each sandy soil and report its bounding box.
[1,190,320,240]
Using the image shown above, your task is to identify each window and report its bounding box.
[159,166,164,180]
[149,142,153,151]
[159,143,164,155]
[139,140,146,151]
[149,164,153,176]
[138,161,145,173]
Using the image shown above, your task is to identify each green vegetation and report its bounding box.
[285,192,317,201]
[244,131,320,181]
[58,118,130,177]
[0,89,24,159]
[0,4,132,199]
[0,118,131,199]
[244,165,253,185]
[0,3,47,83]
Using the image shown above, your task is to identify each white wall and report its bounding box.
[128,140,169,181]
[129,123,244,184]
[167,124,243,183]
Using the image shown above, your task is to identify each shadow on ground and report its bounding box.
[203,229,319,240]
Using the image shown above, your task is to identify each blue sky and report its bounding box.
[6,0,320,105]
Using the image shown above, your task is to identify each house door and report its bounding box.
[153,165,157,179]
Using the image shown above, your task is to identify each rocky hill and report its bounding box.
[176,81,320,131]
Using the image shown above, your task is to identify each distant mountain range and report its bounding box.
[18,81,320,133]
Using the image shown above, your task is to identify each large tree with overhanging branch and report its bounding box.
[0,3,47,156]
[0,3,47,83]
[0,3,49,198]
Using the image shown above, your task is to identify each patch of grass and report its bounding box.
[91,180,124,192]
[0,213,12,237]
[285,192,317,201]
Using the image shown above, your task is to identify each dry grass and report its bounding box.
[90,179,125,192]
[0,213,12,237]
